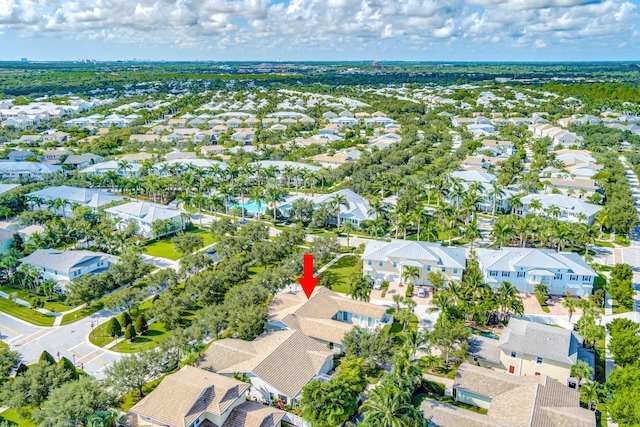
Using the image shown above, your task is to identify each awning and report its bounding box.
[529,270,555,277]
[400,260,423,268]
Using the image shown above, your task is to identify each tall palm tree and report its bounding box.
[489,182,506,219]
[570,360,594,387]
[410,206,427,241]
[528,198,543,215]
[249,187,266,220]
[233,176,249,219]
[330,193,349,228]
[348,275,373,302]
[265,187,286,221]
[339,220,356,248]
[464,218,481,250]
[117,160,132,177]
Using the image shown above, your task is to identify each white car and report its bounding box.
[373,279,383,290]
[417,288,426,298]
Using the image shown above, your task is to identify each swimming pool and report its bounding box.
[230,201,267,214]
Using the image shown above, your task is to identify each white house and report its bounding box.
[200,330,333,406]
[79,160,142,178]
[0,162,61,181]
[279,189,373,227]
[26,186,123,216]
[19,249,115,288]
[448,170,516,214]
[104,201,185,238]
[517,194,602,225]
[362,240,466,285]
[476,248,596,296]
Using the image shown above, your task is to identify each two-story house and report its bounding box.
[19,249,115,289]
[104,201,185,238]
[267,287,392,353]
[0,162,61,181]
[26,186,123,216]
[517,194,602,225]
[278,189,373,228]
[128,366,285,427]
[469,318,595,387]
[476,248,596,296]
[79,160,142,178]
[362,240,466,285]
[200,330,333,407]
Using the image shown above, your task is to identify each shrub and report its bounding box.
[125,324,136,342]
[121,312,132,329]
[108,317,122,337]
[58,357,76,377]
[406,284,414,298]
[135,315,148,335]
[39,351,56,364]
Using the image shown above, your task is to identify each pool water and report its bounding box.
[230,201,267,213]
[466,326,499,340]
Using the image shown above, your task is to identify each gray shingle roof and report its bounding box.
[497,318,581,365]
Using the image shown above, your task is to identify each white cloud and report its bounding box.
[0,0,637,56]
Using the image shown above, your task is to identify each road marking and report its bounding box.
[0,323,22,336]
[7,334,23,342]
[68,342,85,352]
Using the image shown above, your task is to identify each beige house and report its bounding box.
[200,330,333,406]
[362,240,466,285]
[420,363,594,427]
[267,287,392,352]
[469,318,594,387]
[128,366,285,427]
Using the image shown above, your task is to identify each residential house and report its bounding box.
[278,189,373,227]
[362,240,466,285]
[19,249,115,288]
[104,201,185,238]
[231,129,255,144]
[0,162,61,181]
[518,194,602,225]
[0,183,20,195]
[267,287,393,353]
[63,154,103,169]
[476,248,597,296]
[79,160,142,178]
[42,149,70,163]
[540,176,599,198]
[479,140,515,156]
[449,170,516,213]
[27,186,123,216]
[312,150,361,169]
[470,318,595,386]
[200,330,334,406]
[42,131,70,143]
[128,366,285,427]
[118,152,155,163]
[7,150,34,162]
[420,363,595,427]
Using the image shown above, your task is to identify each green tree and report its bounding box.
[121,311,132,329]
[401,265,420,286]
[125,324,136,342]
[172,231,204,256]
[0,349,20,378]
[342,327,395,365]
[107,317,122,338]
[39,350,56,365]
[1,361,73,411]
[135,315,148,335]
[348,275,373,302]
[360,382,427,427]
[607,318,640,367]
[339,220,356,248]
[570,360,593,386]
[610,263,634,307]
[34,376,113,426]
[608,364,640,425]
[429,315,470,366]
[104,351,163,397]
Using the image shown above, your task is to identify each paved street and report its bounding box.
[0,313,42,347]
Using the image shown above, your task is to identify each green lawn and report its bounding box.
[143,228,215,260]
[0,286,75,313]
[60,302,104,326]
[612,303,632,315]
[318,255,359,294]
[614,235,630,247]
[0,297,55,326]
[0,408,36,427]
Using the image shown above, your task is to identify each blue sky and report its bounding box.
[0,0,639,61]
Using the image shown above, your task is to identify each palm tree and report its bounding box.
[489,182,505,219]
[393,294,404,313]
[117,160,132,177]
[348,275,373,302]
[580,381,605,411]
[510,193,523,215]
[528,199,543,215]
[401,265,420,286]
[464,218,481,250]
[265,187,286,221]
[410,206,427,241]
[360,383,422,427]
[534,283,549,305]
[562,296,579,322]
[403,328,430,361]
[330,193,349,228]
[233,177,249,219]
[339,220,356,248]
[249,187,266,220]
[570,360,594,387]
[101,170,120,192]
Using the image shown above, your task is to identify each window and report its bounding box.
[569,275,578,281]
[392,262,397,268]
[278,394,287,404]
[489,271,498,277]
[426,265,432,272]
[582,275,591,281]
[368,317,375,327]
[510,351,517,359]
[517,271,525,278]
[453,268,459,274]
[501,271,510,277]
[441,268,446,273]
[554,274,562,280]
[508,365,515,374]
[367,261,372,266]
[342,311,349,321]
[378,261,383,267]
[536,357,544,366]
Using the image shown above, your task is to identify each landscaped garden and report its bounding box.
[143,228,215,260]
[0,297,55,327]
[318,255,359,294]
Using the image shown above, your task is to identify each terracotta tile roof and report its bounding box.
[129,366,249,427]
[200,330,333,398]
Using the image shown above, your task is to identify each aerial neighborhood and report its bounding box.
[0,62,639,426]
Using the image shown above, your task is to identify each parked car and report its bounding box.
[417,288,426,298]
[373,279,383,290]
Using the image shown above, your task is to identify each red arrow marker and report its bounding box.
[298,254,319,299]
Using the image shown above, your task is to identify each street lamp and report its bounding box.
[72,354,76,366]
